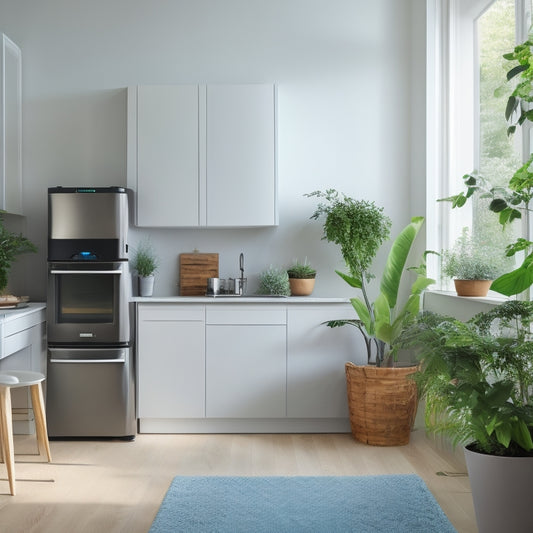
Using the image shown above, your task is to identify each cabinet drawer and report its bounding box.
[4,309,46,337]
[138,304,205,322]
[206,305,286,325]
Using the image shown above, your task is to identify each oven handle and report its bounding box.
[50,358,125,364]
[49,270,123,275]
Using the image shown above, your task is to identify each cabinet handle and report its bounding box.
[49,358,125,364]
[50,270,122,275]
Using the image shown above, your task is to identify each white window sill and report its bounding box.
[423,289,508,321]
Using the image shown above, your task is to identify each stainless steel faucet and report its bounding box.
[239,252,245,294]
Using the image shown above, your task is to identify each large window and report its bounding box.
[427,0,532,288]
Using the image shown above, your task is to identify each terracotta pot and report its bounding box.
[345,363,418,446]
[289,278,315,296]
[454,279,492,297]
[464,445,533,533]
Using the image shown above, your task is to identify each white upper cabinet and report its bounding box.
[205,84,277,227]
[128,84,278,227]
[0,34,23,215]
[128,85,200,226]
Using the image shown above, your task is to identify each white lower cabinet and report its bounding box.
[287,305,354,418]
[137,304,205,418]
[206,324,286,418]
[206,304,286,418]
[136,302,353,432]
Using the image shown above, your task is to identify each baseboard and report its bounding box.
[139,418,351,434]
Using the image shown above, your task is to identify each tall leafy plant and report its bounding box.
[307,190,433,365]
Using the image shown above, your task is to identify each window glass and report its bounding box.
[474,0,521,251]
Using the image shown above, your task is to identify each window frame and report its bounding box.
[426,0,531,287]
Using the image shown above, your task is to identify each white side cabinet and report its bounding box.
[287,304,355,418]
[128,84,277,227]
[137,304,205,418]
[205,305,286,418]
[0,34,23,215]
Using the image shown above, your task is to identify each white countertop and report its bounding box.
[132,296,350,304]
[0,302,46,322]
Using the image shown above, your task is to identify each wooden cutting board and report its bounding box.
[179,253,219,296]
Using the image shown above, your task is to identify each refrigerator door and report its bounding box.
[46,346,136,438]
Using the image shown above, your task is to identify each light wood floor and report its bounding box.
[0,429,476,533]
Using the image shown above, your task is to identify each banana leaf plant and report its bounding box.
[327,217,435,366]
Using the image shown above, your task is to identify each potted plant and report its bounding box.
[442,227,509,297]
[286,259,316,296]
[256,266,291,296]
[132,239,158,297]
[403,302,533,533]
[307,190,434,445]
[0,215,37,295]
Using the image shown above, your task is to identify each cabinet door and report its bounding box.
[137,305,205,418]
[206,325,286,417]
[287,305,356,418]
[206,84,277,227]
[131,85,200,227]
[0,34,22,215]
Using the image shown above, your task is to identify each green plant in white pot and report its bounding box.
[442,227,509,296]
[132,239,158,297]
[402,302,533,532]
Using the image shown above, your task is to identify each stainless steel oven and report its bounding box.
[46,186,135,439]
[47,261,130,345]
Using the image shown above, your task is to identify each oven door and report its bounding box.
[47,261,131,345]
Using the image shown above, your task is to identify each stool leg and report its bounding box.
[0,386,15,495]
[30,383,52,462]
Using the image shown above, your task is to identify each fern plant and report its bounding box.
[403,301,533,457]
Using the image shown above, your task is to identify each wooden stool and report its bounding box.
[0,371,52,495]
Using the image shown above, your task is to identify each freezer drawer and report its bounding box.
[46,347,136,438]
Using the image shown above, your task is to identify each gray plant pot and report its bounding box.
[138,274,155,297]
[464,445,533,533]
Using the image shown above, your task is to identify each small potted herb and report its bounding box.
[442,227,508,296]
[287,259,316,296]
[256,266,291,296]
[132,239,159,297]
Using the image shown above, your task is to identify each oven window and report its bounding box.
[57,274,114,323]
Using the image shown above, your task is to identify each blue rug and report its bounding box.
[149,474,457,533]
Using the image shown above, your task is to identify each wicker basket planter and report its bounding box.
[345,362,418,446]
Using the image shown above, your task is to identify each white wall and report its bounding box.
[0,0,426,300]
